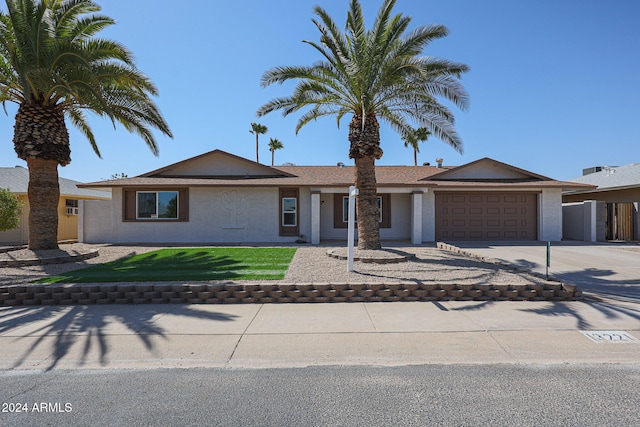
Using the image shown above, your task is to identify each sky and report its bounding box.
[0,0,638,183]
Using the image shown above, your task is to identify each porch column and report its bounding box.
[78,200,85,243]
[583,200,597,242]
[311,191,321,244]
[411,191,423,245]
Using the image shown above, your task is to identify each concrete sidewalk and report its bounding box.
[1,297,638,371]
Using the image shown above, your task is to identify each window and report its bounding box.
[333,193,391,229]
[123,188,188,222]
[342,196,382,223]
[279,188,299,236]
[65,199,79,215]
[282,197,297,226]
[136,191,178,219]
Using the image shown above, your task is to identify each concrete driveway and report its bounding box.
[446,241,640,301]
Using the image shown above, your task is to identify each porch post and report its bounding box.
[583,200,597,242]
[311,191,321,244]
[78,200,85,243]
[411,191,423,245]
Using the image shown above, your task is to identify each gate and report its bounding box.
[605,202,635,241]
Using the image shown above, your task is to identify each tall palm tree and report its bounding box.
[403,127,431,166]
[257,0,469,249]
[268,137,283,166]
[249,122,267,163]
[0,0,172,250]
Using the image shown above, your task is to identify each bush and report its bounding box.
[0,188,24,231]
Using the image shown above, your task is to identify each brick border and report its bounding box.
[436,242,568,284]
[0,249,99,268]
[0,281,581,306]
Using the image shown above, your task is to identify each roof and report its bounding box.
[565,163,640,193]
[0,166,111,199]
[79,149,594,191]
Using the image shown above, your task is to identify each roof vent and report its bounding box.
[436,158,444,168]
[422,162,431,166]
[337,162,345,168]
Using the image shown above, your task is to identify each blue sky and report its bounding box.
[1,0,638,182]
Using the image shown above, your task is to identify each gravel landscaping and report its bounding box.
[0,242,549,287]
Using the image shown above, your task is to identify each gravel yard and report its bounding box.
[0,243,548,286]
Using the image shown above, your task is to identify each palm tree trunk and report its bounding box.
[25,158,60,250]
[271,150,275,166]
[354,156,381,249]
[349,112,383,250]
[414,149,418,166]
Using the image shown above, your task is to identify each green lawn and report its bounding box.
[38,247,297,283]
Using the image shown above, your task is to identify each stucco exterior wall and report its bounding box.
[422,191,436,242]
[562,202,585,240]
[81,187,311,244]
[380,194,411,240]
[539,188,563,241]
[57,198,78,241]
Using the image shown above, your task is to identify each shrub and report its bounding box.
[0,188,24,231]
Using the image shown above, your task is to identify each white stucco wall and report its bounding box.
[81,185,565,244]
[539,188,563,241]
[422,191,436,242]
[380,193,411,240]
[562,202,585,241]
[81,187,311,244]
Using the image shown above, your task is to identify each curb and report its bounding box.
[0,281,581,306]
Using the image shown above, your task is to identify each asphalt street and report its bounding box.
[2,365,640,427]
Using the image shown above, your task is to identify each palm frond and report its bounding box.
[258,0,468,148]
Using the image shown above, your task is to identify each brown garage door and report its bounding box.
[435,192,538,240]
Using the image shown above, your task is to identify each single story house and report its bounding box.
[563,163,640,241]
[78,150,592,245]
[0,165,111,245]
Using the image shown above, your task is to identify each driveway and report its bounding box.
[446,241,640,301]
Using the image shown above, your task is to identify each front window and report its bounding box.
[342,196,382,223]
[137,191,178,219]
[282,197,297,226]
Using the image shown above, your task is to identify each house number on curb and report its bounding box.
[580,331,639,344]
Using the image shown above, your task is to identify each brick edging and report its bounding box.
[0,281,582,306]
[0,249,99,268]
[436,242,573,286]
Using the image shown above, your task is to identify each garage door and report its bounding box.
[435,192,538,240]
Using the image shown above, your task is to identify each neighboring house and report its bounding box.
[563,163,640,241]
[78,150,591,245]
[0,166,111,245]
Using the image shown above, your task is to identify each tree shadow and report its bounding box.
[449,299,640,330]
[0,304,239,371]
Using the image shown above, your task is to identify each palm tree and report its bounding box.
[403,127,431,166]
[249,122,268,163]
[257,0,469,249]
[268,138,283,166]
[0,0,172,250]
